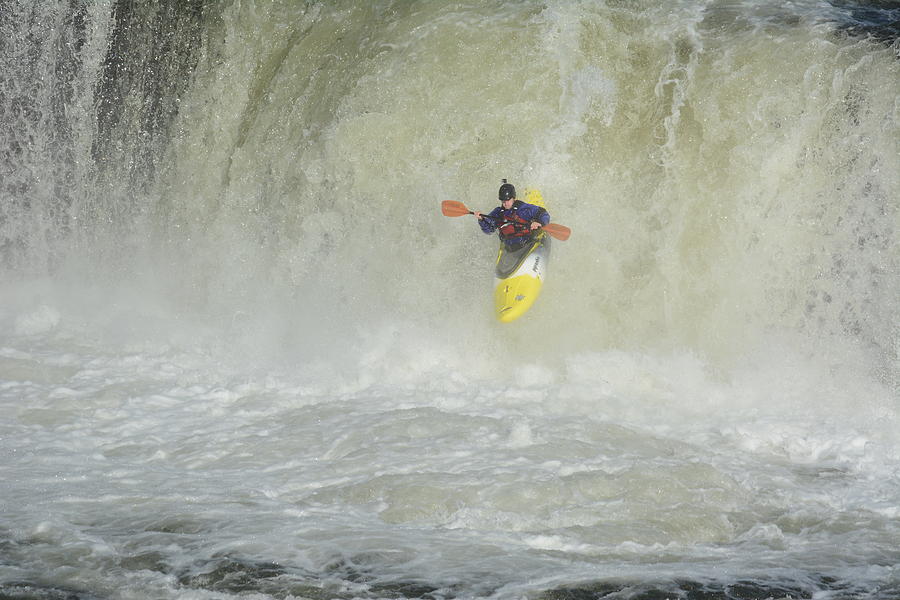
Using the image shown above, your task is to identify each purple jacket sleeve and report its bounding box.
[519,203,550,226]
[479,207,503,234]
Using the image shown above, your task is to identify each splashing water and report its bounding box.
[1,1,898,598]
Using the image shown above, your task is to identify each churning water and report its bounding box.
[1,1,899,598]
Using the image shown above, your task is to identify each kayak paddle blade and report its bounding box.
[543,223,571,241]
[441,200,472,217]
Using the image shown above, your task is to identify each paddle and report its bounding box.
[441,200,571,241]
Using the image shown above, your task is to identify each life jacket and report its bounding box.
[497,201,533,241]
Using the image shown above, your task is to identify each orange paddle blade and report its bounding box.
[441,200,472,217]
[543,223,571,241]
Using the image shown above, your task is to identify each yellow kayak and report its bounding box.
[493,189,550,323]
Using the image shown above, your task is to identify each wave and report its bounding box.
[1,0,897,378]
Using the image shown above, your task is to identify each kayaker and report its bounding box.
[474,180,550,250]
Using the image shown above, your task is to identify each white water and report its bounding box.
[1,1,899,598]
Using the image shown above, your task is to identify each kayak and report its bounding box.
[493,189,550,323]
[439,191,566,322]
[494,232,550,322]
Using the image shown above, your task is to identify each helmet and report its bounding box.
[498,179,516,201]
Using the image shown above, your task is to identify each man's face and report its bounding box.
[501,197,515,209]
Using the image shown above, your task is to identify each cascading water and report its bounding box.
[1,1,898,598]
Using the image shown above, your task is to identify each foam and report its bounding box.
[13,305,60,336]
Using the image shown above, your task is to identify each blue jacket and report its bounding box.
[479,200,550,246]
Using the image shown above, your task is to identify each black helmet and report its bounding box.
[498,179,516,201]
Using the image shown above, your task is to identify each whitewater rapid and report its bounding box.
[2,0,899,598]
[2,282,899,598]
